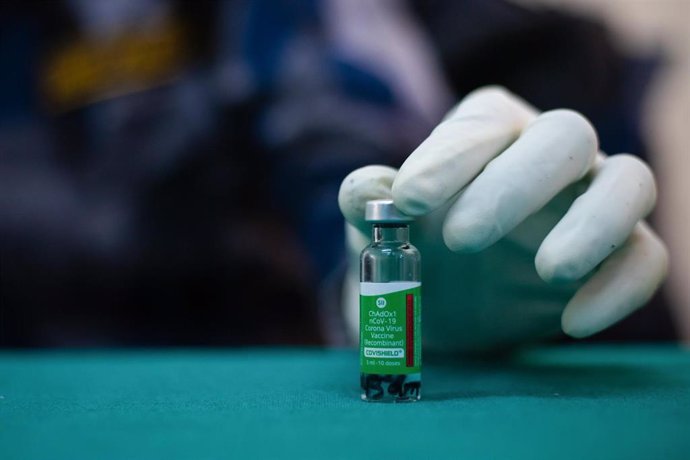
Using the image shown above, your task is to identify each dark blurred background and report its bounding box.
[1,0,687,348]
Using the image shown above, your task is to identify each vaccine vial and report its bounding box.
[360,199,421,402]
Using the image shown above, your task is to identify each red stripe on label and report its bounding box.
[406,293,414,367]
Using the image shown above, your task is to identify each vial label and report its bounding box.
[360,282,421,375]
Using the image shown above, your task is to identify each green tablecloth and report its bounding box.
[1,345,689,459]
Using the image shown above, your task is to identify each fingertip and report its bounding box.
[462,85,513,104]
[535,245,559,283]
[561,308,593,339]
[391,175,438,216]
[538,109,597,144]
[561,293,609,338]
[608,153,658,213]
[338,165,397,229]
[535,109,598,176]
[535,241,589,283]
[561,295,616,339]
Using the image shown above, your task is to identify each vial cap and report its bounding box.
[365,199,414,223]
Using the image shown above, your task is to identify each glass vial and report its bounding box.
[360,199,421,402]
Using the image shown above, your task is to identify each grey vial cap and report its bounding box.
[365,199,414,223]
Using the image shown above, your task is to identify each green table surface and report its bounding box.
[1,345,689,460]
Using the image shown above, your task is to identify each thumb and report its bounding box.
[338,165,398,234]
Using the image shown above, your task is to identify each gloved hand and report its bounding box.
[338,86,668,352]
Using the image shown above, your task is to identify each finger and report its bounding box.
[443,109,598,252]
[338,165,397,233]
[392,86,537,216]
[536,154,657,282]
[561,222,668,338]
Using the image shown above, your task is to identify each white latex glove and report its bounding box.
[338,86,668,352]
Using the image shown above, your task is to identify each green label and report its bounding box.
[360,282,421,375]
